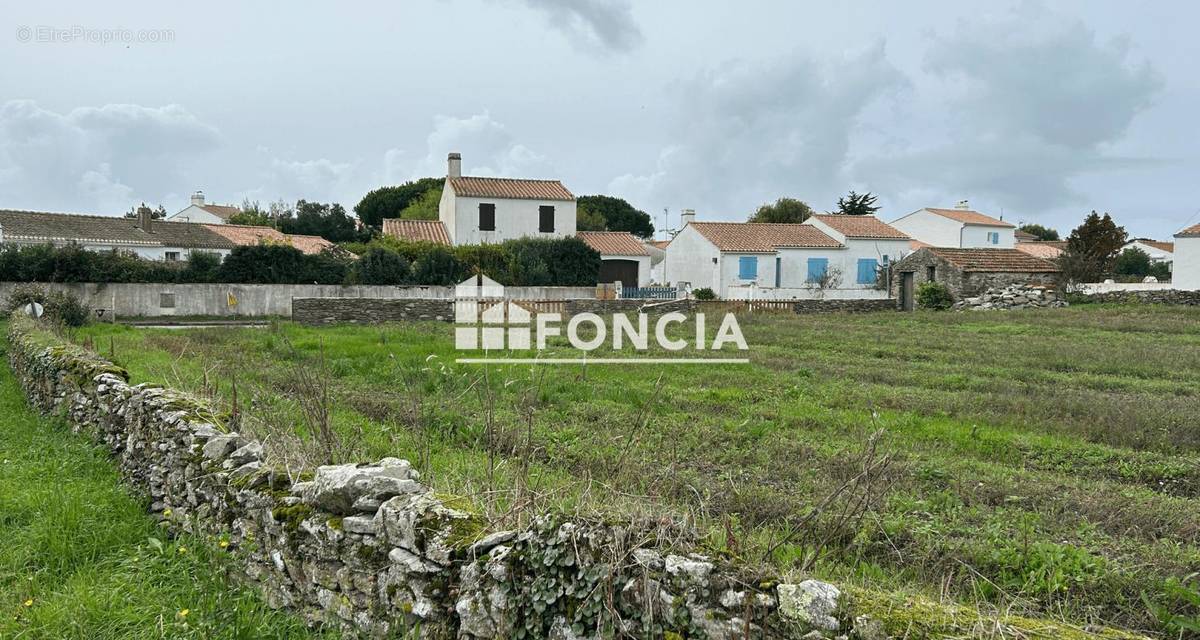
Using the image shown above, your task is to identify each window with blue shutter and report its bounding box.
[806,257,828,282]
[857,258,878,284]
[738,256,758,280]
[988,232,999,244]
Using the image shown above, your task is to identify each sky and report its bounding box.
[1,1,1197,240]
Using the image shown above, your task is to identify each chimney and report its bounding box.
[955,199,970,210]
[680,209,696,228]
[447,152,462,178]
[137,205,154,233]
[191,191,206,207]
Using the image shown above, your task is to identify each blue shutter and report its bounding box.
[857,258,878,284]
[807,258,829,282]
[738,256,758,280]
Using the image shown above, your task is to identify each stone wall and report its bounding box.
[952,285,1067,311]
[6,315,871,639]
[1074,289,1200,305]
[961,271,1058,297]
[791,298,896,314]
[565,298,697,316]
[890,252,1059,299]
[293,298,454,325]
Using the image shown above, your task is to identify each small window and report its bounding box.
[738,256,758,280]
[927,265,936,281]
[857,258,879,284]
[806,257,829,283]
[478,203,496,231]
[988,232,999,245]
[159,292,176,308]
[165,251,180,262]
[538,205,555,232]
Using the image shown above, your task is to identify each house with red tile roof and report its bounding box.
[1174,223,1200,290]
[662,210,911,298]
[889,203,1017,249]
[166,191,241,224]
[1121,238,1175,269]
[201,224,339,256]
[890,246,1060,304]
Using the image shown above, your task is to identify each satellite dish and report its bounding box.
[23,302,44,318]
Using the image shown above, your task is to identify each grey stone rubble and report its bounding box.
[952,284,1068,311]
[7,316,880,639]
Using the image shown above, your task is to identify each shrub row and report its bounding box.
[0,237,602,287]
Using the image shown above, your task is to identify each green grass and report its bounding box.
[0,338,327,639]
[70,305,1200,637]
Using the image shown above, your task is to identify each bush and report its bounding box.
[693,287,717,300]
[217,245,349,285]
[916,281,954,310]
[411,246,466,286]
[352,248,412,285]
[6,283,91,327]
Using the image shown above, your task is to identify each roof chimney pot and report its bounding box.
[447,152,462,178]
[955,199,970,210]
[191,191,205,207]
[680,209,696,227]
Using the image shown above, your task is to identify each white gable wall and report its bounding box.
[442,189,577,245]
[889,210,963,247]
[1174,236,1200,290]
[961,224,1015,248]
[663,225,720,293]
[167,205,226,224]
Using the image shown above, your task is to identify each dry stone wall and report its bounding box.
[292,297,454,325]
[6,315,878,639]
[952,285,1067,311]
[1075,289,1200,305]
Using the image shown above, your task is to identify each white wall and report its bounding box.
[1077,282,1175,294]
[5,239,230,262]
[776,239,910,292]
[725,286,891,300]
[167,205,225,224]
[889,210,963,247]
[961,225,1015,248]
[442,190,577,245]
[1174,236,1200,290]
[663,225,720,292]
[1123,241,1174,264]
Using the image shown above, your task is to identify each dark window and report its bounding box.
[926,265,936,281]
[165,251,180,262]
[478,203,496,231]
[159,292,176,308]
[539,205,555,232]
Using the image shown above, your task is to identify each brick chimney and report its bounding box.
[447,152,462,178]
[137,205,154,233]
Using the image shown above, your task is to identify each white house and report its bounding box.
[889,205,1016,248]
[1121,239,1175,266]
[1173,224,1200,290]
[167,191,240,224]
[382,153,650,287]
[662,211,911,299]
[0,207,235,261]
[438,153,576,245]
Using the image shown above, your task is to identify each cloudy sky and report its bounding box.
[1,1,1196,239]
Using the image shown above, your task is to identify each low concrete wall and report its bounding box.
[0,282,596,318]
[1077,282,1174,294]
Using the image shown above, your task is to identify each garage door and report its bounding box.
[597,259,639,285]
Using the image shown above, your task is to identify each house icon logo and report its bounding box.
[454,274,533,350]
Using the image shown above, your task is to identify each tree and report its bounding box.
[1020,223,1060,241]
[1057,211,1128,285]
[352,247,412,285]
[575,195,654,238]
[748,198,814,223]
[277,200,363,243]
[576,206,607,231]
[835,191,880,216]
[398,188,442,220]
[354,178,443,229]
[228,199,274,226]
[123,202,167,219]
[1113,247,1151,277]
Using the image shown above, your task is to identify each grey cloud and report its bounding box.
[854,5,1163,211]
[518,0,642,52]
[610,43,905,217]
[0,100,221,213]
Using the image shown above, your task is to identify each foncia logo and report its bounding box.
[453,275,749,364]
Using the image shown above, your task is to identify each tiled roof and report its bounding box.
[909,239,932,250]
[924,208,1016,228]
[689,222,842,252]
[1014,229,1037,241]
[1129,239,1175,253]
[1014,242,1065,260]
[0,209,233,249]
[1177,223,1200,238]
[200,204,240,221]
[926,247,1059,272]
[202,224,335,255]
[447,176,574,201]
[649,240,671,250]
[576,231,649,256]
[381,219,451,245]
[809,214,909,239]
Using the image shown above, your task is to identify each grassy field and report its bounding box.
[71,305,1200,637]
[0,335,328,639]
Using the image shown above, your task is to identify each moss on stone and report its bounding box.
[271,503,314,534]
[327,517,343,531]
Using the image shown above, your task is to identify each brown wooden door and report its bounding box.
[900,272,915,311]
[598,259,639,285]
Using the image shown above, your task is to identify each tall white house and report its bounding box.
[438,153,576,245]
[167,191,240,224]
[1174,223,1200,290]
[890,205,1016,248]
